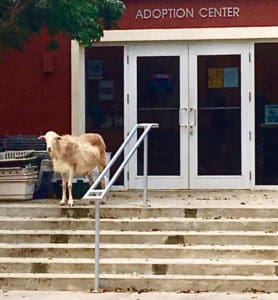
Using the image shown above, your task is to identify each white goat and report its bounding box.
[39,131,107,207]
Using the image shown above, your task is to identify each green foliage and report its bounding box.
[0,0,125,55]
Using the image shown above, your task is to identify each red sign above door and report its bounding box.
[117,0,278,30]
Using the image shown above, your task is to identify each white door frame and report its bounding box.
[126,42,253,189]
[126,43,189,189]
[188,41,253,189]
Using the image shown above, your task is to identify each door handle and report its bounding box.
[179,108,188,127]
[189,108,197,128]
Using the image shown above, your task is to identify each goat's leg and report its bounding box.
[87,173,94,186]
[60,173,67,205]
[68,170,74,207]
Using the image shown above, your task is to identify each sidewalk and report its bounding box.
[1,291,278,300]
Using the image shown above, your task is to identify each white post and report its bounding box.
[143,134,148,207]
[93,199,100,291]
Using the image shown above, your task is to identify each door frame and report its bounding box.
[126,43,189,189]
[188,41,253,189]
[125,42,254,189]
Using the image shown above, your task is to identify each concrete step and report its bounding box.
[1,230,278,245]
[1,193,278,292]
[1,203,278,219]
[0,230,94,244]
[1,243,278,260]
[96,274,278,293]
[0,257,277,276]
[0,272,278,292]
[2,217,278,231]
[0,217,94,230]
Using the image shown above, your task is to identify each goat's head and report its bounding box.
[39,131,61,153]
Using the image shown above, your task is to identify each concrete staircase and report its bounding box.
[0,190,278,292]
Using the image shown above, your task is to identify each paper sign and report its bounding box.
[208,68,223,88]
[224,67,239,88]
[208,67,239,88]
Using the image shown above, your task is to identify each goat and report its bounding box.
[39,131,107,207]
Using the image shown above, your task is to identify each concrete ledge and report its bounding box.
[1,273,278,292]
[0,257,277,276]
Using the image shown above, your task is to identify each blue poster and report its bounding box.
[224,67,239,88]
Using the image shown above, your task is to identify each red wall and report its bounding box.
[119,0,278,29]
[0,28,71,135]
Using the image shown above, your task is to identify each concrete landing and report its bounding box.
[104,189,278,208]
[1,189,278,207]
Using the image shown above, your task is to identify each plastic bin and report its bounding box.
[0,166,38,200]
[0,150,38,168]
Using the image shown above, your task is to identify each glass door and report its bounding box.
[189,43,252,189]
[255,43,278,186]
[127,42,252,190]
[127,44,188,189]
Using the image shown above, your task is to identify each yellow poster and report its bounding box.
[208,68,223,88]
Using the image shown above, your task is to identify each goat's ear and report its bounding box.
[38,135,45,140]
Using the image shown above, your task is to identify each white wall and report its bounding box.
[71,40,85,135]
[101,26,278,43]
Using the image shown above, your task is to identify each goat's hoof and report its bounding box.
[59,201,67,206]
[68,201,74,207]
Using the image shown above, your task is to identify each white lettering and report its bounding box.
[152,9,161,19]
[176,8,185,19]
[222,7,228,17]
[234,7,240,17]
[208,8,215,17]
[144,9,152,19]
[135,7,240,20]
[227,7,233,17]
[198,7,240,18]
[199,8,207,18]
[168,8,175,18]
[161,9,168,18]
[214,8,222,18]
[186,8,194,18]
[135,9,144,19]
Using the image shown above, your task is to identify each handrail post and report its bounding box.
[143,133,148,207]
[83,123,159,293]
[94,199,100,292]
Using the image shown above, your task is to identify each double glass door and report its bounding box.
[127,43,252,189]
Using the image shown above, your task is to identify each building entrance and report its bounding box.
[127,43,252,189]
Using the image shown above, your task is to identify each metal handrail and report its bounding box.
[82,123,159,292]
